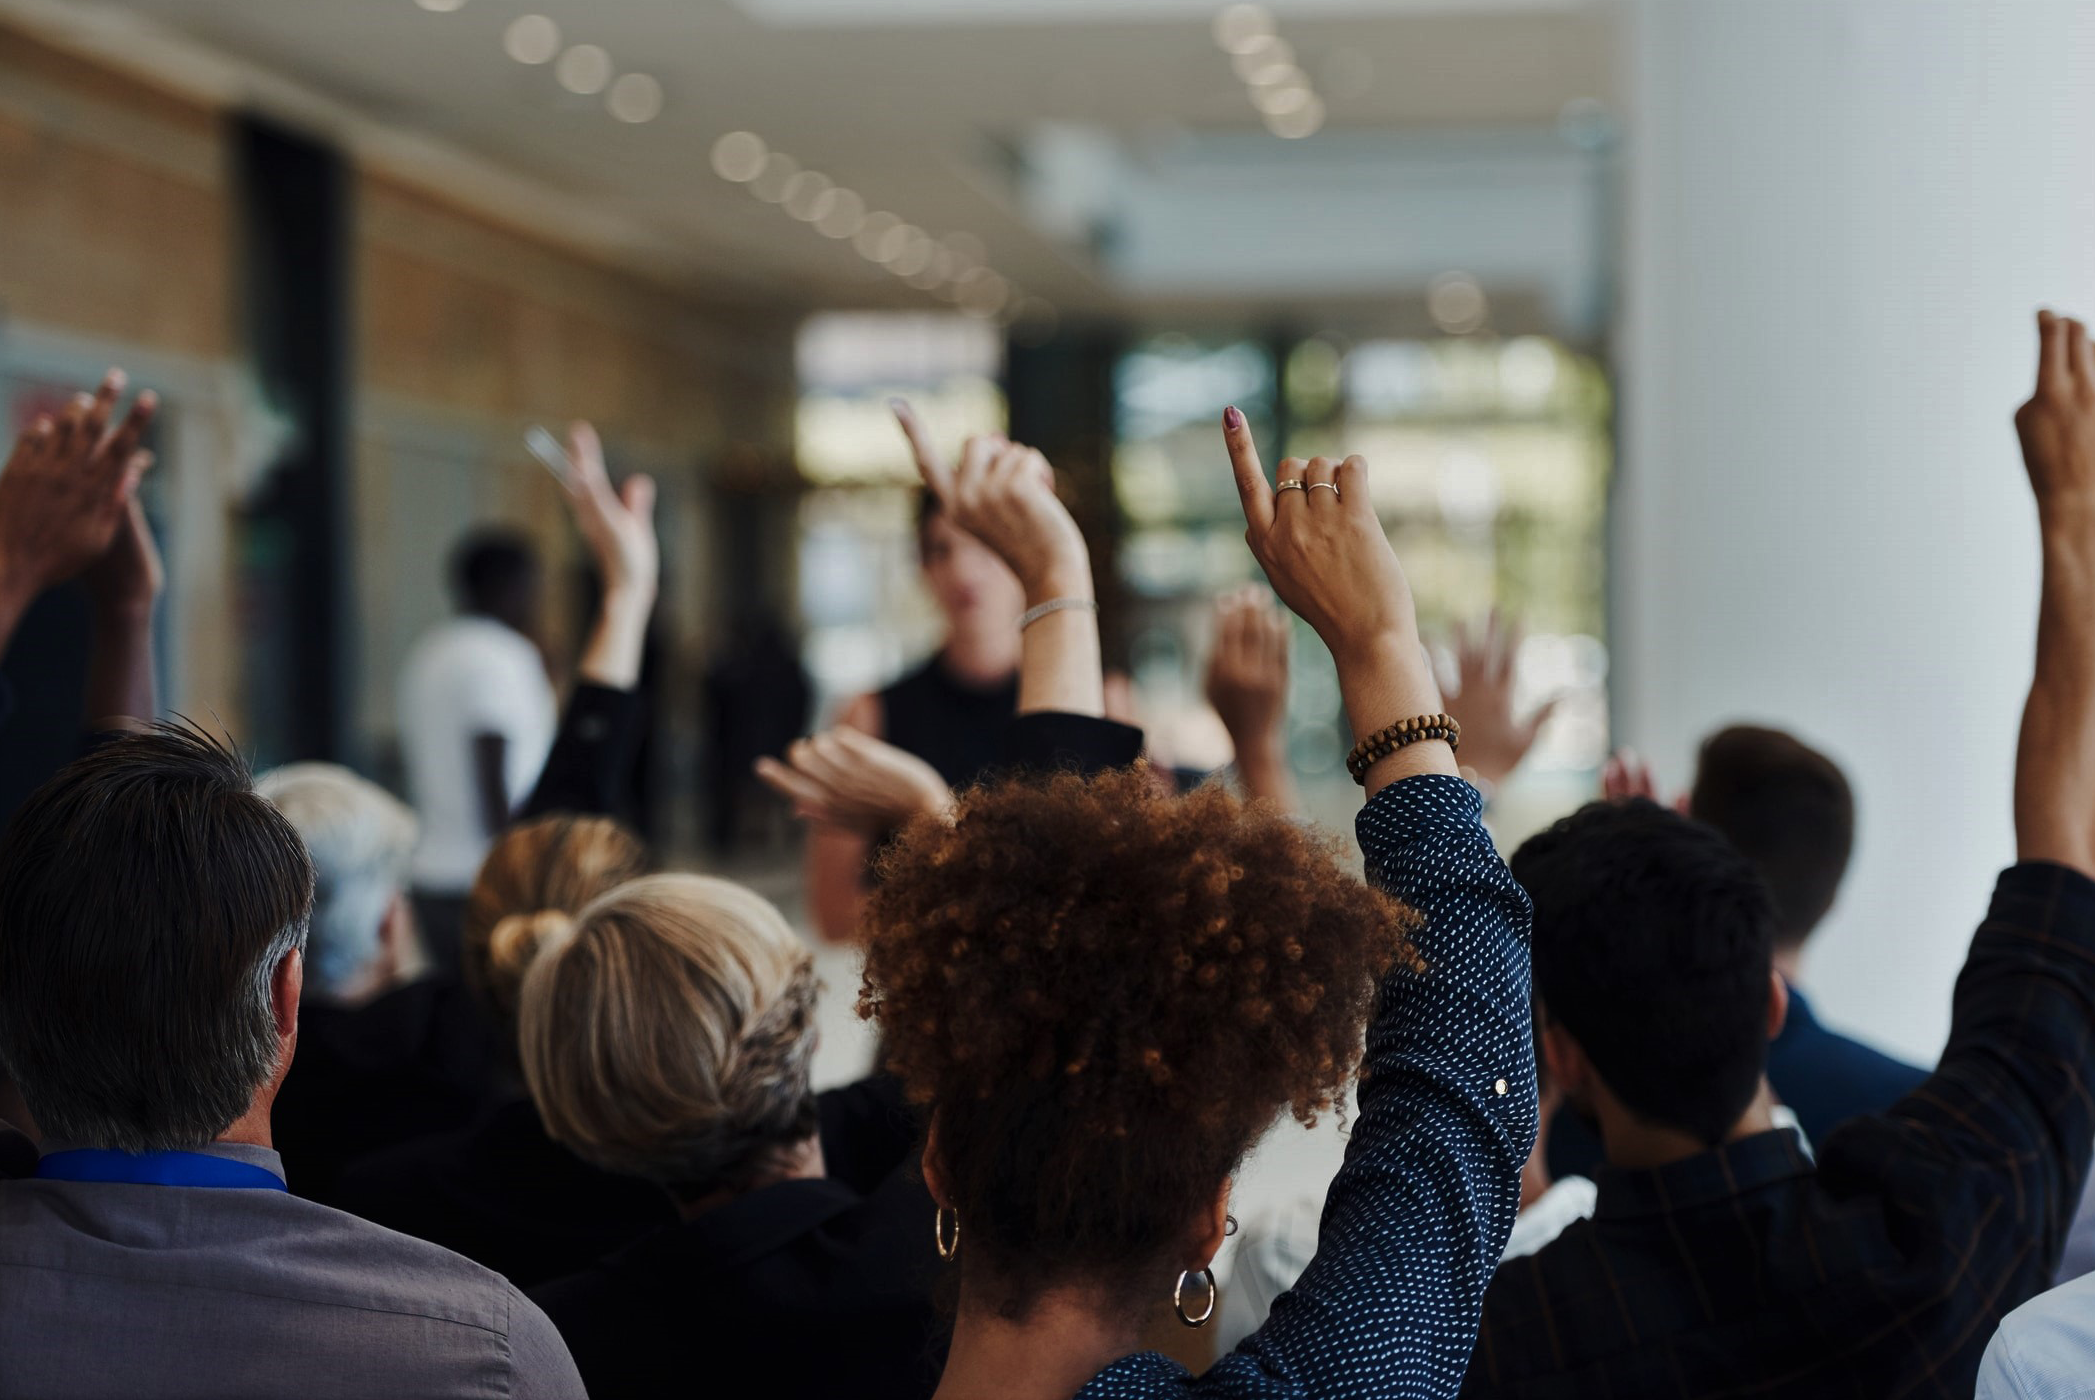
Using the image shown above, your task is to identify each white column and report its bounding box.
[1616,0,2095,1061]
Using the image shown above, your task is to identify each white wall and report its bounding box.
[1616,0,2095,1063]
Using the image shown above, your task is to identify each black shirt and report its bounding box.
[879,655,1018,791]
[273,977,499,1207]
[333,1094,674,1288]
[530,1076,944,1400]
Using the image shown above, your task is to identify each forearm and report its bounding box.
[0,568,35,665]
[2017,508,2095,875]
[1232,734,1302,813]
[1337,632,1459,796]
[1016,570,1102,718]
[576,587,652,690]
[83,605,155,729]
[807,827,872,942]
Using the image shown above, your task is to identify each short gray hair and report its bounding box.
[257,763,416,999]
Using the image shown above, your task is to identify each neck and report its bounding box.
[934,1281,1146,1400]
[941,627,1021,688]
[674,1135,826,1222]
[215,1100,275,1152]
[1596,1077,1779,1172]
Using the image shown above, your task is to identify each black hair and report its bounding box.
[1512,799,1777,1146]
[0,721,314,1152]
[449,528,541,615]
[1689,725,1854,948]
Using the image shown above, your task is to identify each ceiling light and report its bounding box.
[1252,81,1314,116]
[854,212,903,260]
[415,0,468,11]
[1427,271,1488,334]
[889,229,935,277]
[751,153,800,203]
[815,188,866,238]
[711,131,768,182]
[957,269,1010,317]
[504,15,561,64]
[1212,4,1273,55]
[1266,96,1325,139]
[555,44,613,96]
[605,73,662,124]
[1232,36,1293,85]
[782,170,836,221]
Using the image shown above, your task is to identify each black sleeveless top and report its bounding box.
[877,654,1019,792]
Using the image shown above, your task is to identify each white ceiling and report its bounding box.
[25,0,1617,318]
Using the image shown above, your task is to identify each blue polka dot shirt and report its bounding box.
[1077,774,1539,1399]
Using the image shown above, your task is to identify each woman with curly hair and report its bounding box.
[845,414,1538,1398]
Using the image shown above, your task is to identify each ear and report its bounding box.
[1187,1177,1233,1270]
[1539,1019,1589,1100]
[1766,969,1789,1041]
[271,947,303,1043]
[920,1116,951,1209]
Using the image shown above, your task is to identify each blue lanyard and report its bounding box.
[34,1149,288,1191]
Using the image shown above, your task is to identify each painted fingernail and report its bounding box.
[1223,405,1244,430]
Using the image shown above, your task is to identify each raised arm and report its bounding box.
[1206,586,1301,812]
[81,497,164,729]
[518,422,658,821]
[1210,408,1535,1397]
[1446,611,1558,797]
[2013,310,2095,876]
[0,370,156,661]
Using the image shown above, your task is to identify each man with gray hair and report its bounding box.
[257,762,498,1204]
[0,723,583,1400]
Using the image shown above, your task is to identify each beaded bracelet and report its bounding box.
[1345,713,1461,785]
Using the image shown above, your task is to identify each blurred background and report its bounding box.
[4,0,2095,1071]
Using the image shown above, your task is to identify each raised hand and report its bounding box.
[1448,611,1558,788]
[1601,749,1670,806]
[756,727,955,838]
[557,421,657,690]
[1206,587,1300,812]
[561,422,658,605]
[894,399,1088,605]
[0,370,158,631]
[1222,406,1451,792]
[82,497,165,621]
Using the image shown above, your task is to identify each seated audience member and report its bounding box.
[841,416,1536,1397]
[0,724,583,1399]
[398,525,556,972]
[258,762,496,1204]
[332,813,674,1285]
[1462,309,2095,1397]
[522,874,945,1400]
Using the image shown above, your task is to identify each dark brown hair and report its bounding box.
[0,721,313,1152]
[1689,725,1853,948]
[860,767,1418,1316]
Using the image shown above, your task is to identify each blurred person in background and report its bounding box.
[1204,585,1299,812]
[398,525,556,974]
[799,401,1030,942]
[258,762,497,1205]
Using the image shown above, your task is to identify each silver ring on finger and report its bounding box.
[1308,482,1341,498]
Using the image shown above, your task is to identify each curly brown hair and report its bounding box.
[860,766,1420,1314]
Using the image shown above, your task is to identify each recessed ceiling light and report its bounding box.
[711,131,768,182]
[889,229,936,277]
[415,0,468,12]
[751,153,800,203]
[815,188,867,238]
[1252,81,1314,116]
[555,44,614,96]
[854,212,903,260]
[1428,271,1488,334]
[782,170,836,221]
[1212,4,1273,55]
[957,269,1010,317]
[606,73,663,123]
[1267,95,1325,139]
[504,15,561,64]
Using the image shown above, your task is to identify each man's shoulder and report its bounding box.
[1989,1272,2095,1395]
[2,1178,525,1335]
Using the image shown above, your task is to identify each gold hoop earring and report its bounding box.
[934,1206,960,1261]
[1174,1267,1216,1328]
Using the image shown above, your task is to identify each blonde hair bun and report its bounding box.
[486,909,575,983]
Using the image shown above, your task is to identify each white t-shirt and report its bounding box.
[397,616,556,892]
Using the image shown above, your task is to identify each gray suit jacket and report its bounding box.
[0,1144,585,1399]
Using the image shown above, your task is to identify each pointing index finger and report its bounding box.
[891,397,954,504]
[1223,405,1273,535]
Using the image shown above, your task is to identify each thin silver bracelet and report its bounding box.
[1018,597,1099,630]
